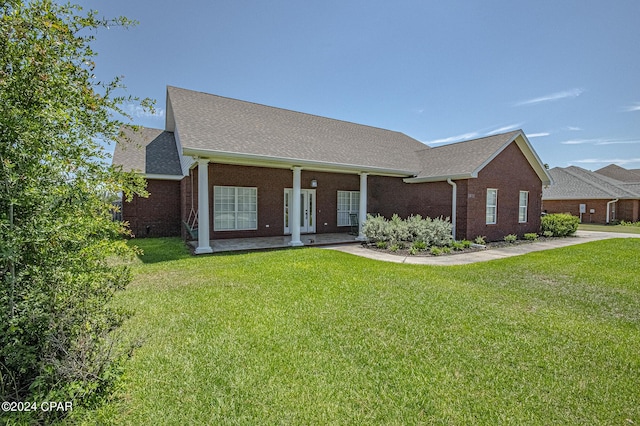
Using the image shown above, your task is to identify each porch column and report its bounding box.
[195,158,213,254]
[289,166,303,246]
[357,172,368,241]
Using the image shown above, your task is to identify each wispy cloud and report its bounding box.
[528,132,550,138]
[125,103,165,119]
[623,102,640,112]
[567,126,582,131]
[561,138,640,145]
[574,158,640,166]
[486,123,523,135]
[426,132,479,145]
[514,88,584,106]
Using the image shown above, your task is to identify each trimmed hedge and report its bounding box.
[541,213,579,237]
[362,214,453,246]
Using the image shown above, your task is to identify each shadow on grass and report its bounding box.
[129,237,309,264]
[128,237,193,264]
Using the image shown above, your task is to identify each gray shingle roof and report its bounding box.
[113,127,182,176]
[411,131,521,180]
[166,86,427,173]
[595,164,640,182]
[543,166,640,200]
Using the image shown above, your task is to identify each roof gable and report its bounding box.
[595,164,640,182]
[405,131,551,185]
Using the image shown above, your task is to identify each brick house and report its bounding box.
[113,86,551,253]
[542,166,640,224]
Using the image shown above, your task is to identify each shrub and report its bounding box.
[524,233,538,241]
[375,240,388,249]
[461,240,472,248]
[474,236,487,245]
[412,241,427,251]
[543,230,554,238]
[388,214,410,244]
[430,217,454,247]
[430,246,443,256]
[441,246,452,254]
[363,214,389,242]
[389,243,400,252]
[620,220,640,227]
[541,213,579,237]
[408,246,418,256]
[452,241,466,251]
[504,234,518,243]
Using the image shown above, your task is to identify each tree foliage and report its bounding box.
[1,0,149,421]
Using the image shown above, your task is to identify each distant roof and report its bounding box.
[113,127,182,177]
[594,164,640,182]
[543,166,640,200]
[166,86,426,174]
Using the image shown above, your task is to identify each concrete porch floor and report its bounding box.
[187,232,360,253]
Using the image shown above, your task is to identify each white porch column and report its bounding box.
[357,172,368,241]
[195,158,213,254]
[289,166,304,246]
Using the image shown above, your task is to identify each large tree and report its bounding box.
[1,0,148,421]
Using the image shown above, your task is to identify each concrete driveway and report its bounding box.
[323,230,640,265]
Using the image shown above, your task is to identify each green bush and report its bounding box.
[620,220,640,227]
[452,241,466,251]
[412,241,427,251]
[362,214,389,242]
[430,246,443,256]
[474,236,487,245]
[461,240,472,248]
[363,214,453,247]
[524,233,538,241]
[504,234,518,243]
[541,213,579,237]
[375,240,388,249]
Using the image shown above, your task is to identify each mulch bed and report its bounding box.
[362,236,562,257]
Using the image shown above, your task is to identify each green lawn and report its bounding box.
[73,238,640,425]
[579,223,640,234]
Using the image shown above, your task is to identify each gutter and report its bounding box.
[447,178,457,240]
[606,199,619,223]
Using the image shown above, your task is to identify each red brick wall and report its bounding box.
[122,179,181,237]
[186,163,361,239]
[465,142,543,241]
[542,198,635,223]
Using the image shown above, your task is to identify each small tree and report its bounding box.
[1,0,149,421]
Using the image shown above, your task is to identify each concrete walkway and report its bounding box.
[323,230,640,265]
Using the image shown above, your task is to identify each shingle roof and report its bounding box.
[594,164,640,182]
[543,166,640,200]
[411,131,521,180]
[113,127,182,176]
[166,86,427,173]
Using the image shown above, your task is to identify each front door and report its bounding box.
[284,189,316,234]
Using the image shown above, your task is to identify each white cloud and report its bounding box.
[574,158,640,165]
[515,88,584,106]
[426,132,479,145]
[486,123,523,135]
[527,132,550,138]
[567,126,582,131]
[561,138,640,145]
[623,103,640,112]
[125,103,165,119]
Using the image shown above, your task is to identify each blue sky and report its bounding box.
[79,0,640,170]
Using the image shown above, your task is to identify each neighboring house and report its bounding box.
[113,86,551,253]
[542,166,640,224]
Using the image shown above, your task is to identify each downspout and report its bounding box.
[606,199,618,224]
[447,178,457,240]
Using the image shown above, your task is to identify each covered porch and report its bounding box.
[187,232,360,254]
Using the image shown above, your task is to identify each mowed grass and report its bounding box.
[75,238,640,425]
[580,223,640,234]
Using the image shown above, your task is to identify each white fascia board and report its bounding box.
[144,174,184,181]
[181,148,415,177]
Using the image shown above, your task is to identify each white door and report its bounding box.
[284,189,316,234]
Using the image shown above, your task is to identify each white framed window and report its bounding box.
[486,188,497,224]
[519,191,529,223]
[214,186,257,231]
[337,190,359,226]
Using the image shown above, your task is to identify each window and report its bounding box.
[519,191,529,223]
[214,186,257,231]
[337,190,359,226]
[486,189,497,224]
